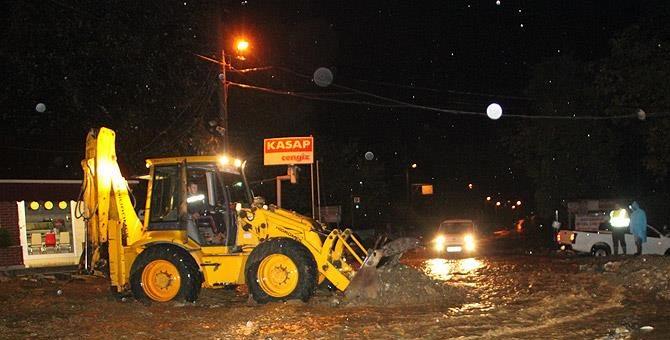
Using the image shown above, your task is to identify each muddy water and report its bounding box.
[398,255,670,339]
[217,255,670,339]
[2,255,668,339]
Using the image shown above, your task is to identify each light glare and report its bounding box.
[486,103,503,120]
[236,39,249,52]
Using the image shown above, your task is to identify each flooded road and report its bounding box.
[404,254,669,339]
[1,254,669,339]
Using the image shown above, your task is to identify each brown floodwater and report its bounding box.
[1,254,668,339]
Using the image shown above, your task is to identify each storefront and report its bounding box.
[0,180,84,269]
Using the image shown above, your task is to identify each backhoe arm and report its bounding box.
[80,127,143,291]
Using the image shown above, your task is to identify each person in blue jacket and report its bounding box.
[629,201,647,255]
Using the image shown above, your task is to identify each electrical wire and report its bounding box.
[227,81,408,108]
[194,54,664,121]
[230,80,670,120]
[0,146,79,153]
[343,76,534,101]
[133,68,217,156]
[270,67,667,120]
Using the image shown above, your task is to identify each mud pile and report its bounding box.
[581,256,670,300]
[342,264,467,307]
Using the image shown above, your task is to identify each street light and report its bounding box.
[236,39,249,54]
[219,38,251,153]
[406,163,417,204]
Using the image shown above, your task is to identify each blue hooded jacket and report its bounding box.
[629,201,647,243]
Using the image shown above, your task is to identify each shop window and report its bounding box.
[25,200,74,255]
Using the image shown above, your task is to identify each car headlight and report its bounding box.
[433,235,446,252]
[464,234,476,251]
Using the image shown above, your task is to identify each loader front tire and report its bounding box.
[245,238,317,304]
[130,245,201,303]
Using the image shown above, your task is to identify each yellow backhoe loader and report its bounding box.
[79,127,414,303]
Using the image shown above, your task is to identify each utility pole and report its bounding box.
[219,49,229,153]
[405,167,410,204]
[215,0,228,154]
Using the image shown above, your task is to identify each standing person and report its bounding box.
[609,207,628,255]
[629,201,647,255]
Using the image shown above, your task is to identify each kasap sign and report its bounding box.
[264,136,314,165]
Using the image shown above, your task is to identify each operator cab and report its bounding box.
[144,156,252,247]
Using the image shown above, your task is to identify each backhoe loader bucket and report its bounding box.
[345,236,421,300]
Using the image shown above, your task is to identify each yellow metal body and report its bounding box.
[81,127,367,298]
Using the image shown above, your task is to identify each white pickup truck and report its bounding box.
[558,225,670,256]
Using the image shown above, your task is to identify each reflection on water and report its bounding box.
[422,257,484,281]
[448,302,496,314]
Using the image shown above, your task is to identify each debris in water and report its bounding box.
[640,326,654,331]
[343,264,467,307]
[603,261,621,272]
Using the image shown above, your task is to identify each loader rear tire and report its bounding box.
[130,245,201,303]
[245,238,317,304]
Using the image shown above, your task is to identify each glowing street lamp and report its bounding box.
[516,200,522,206]
[486,196,492,201]
[236,39,249,53]
[219,38,252,152]
[406,163,418,203]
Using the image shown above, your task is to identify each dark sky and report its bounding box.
[0,0,658,218]
[225,0,645,197]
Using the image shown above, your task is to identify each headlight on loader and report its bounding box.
[433,235,446,252]
[464,234,476,252]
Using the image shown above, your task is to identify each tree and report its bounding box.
[596,24,670,180]
[1,1,223,177]
[505,55,621,216]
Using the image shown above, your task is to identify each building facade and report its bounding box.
[0,180,85,269]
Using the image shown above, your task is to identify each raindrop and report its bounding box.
[637,109,646,121]
[486,103,503,120]
[35,103,46,113]
[313,67,333,87]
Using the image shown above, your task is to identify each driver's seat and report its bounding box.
[196,215,227,245]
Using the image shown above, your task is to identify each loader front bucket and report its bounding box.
[345,237,421,301]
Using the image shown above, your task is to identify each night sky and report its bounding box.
[1,1,667,226]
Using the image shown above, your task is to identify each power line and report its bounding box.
[230,77,669,120]
[345,76,534,101]
[272,67,665,120]
[191,59,662,120]
[227,81,408,108]
[133,69,217,156]
[0,146,79,153]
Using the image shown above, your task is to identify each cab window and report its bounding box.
[149,165,180,223]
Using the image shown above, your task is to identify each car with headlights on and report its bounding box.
[432,219,477,255]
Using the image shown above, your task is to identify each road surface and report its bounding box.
[0,253,668,339]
